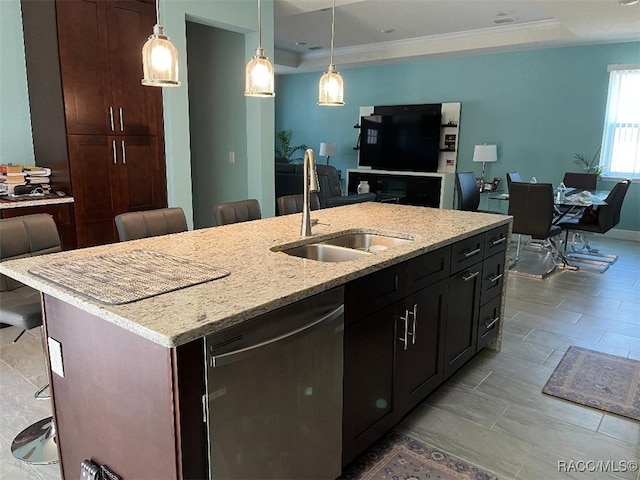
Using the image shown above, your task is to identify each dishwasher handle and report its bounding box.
[209,304,344,368]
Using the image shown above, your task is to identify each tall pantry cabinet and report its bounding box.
[21,0,168,247]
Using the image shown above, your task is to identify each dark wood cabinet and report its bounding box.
[55,0,162,137]
[343,300,400,465]
[395,280,448,413]
[21,0,167,248]
[444,260,481,379]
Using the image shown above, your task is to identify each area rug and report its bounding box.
[543,346,640,421]
[340,431,498,480]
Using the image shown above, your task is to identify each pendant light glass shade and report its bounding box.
[319,0,344,106]
[245,0,275,97]
[141,0,180,87]
[318,65,344,106]
[245,48,275,97]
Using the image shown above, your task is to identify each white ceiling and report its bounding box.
[273,0,640,73]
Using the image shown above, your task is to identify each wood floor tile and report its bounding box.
[597,414,640,446]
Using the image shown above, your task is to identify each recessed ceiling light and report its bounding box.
[381,29,396,34]
[495,11,510,16]
[295,42,307,46]
[619,0,639,5]
[308,46,323,51]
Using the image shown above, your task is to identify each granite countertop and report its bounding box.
[0,203,511,348]
[0,195,74,209]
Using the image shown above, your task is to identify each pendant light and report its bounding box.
[142,0,180,87]
[245,0,275,97]
[318,0,344,106]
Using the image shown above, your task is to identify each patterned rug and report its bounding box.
[340,431,498,480]
[543,346,640,421]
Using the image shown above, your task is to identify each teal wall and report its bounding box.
[0,0,34,165]
[275,42,640,233]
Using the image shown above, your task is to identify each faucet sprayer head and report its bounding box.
[304,149,320,192]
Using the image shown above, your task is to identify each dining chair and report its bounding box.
[214,199,262,226]
[562,172,597,191]
[455,172,481,211]
[557,179,631,270]
[0,214,61,464]
[115,207,188,241]
[508,182,565,278]
[277,193,321,216]
[505,172,522,191]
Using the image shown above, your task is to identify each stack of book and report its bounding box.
[23,166,52,194]
[0,164,27,195]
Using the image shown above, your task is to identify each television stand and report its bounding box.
[347,169,454,209]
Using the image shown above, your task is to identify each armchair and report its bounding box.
[275,164,376,209]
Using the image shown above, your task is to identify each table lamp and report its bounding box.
[473,144,498,188]
[319,142,337,165]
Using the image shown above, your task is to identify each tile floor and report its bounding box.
[0,236,638,480]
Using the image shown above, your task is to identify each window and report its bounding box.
[601,66,640,179]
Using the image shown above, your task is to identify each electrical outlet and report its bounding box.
[48,337,64,378]
[228,151,235,163]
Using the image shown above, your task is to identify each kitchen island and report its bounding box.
[0,202,511,479]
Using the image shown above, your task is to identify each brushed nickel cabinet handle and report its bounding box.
[111,140,117,164]
[464,248,481,258]
[398,310,409,351]
[109,107,114,131]
[119,107,124,131]
[121,140,126,164]
[492,237,506,245]
[408,303,417,344]
[462,270,480,282]
[489,273,503,283]
[485,317,499,329]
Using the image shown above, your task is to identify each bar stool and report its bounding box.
[0,214,62,464]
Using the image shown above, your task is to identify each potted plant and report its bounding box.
[275,130,308,163]
[573,148,604,176]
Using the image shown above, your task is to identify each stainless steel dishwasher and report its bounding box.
[204,286,344,480]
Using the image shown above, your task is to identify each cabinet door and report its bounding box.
[106,0,163,136]
[477,294,501,352]
[444,263,481,380]
[116,136,167,213]
[343,301,401,466]
[56,0,112,135]
[396,280,448,413]
[67,135,120,247]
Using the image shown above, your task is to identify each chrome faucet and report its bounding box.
[301,148,319,237]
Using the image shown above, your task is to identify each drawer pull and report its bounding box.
[109,106,115,131]
[489,273,503,283]
[121,140,126,164]
[463,248,481,258]
[462,270,480,282]
[119,106,124,131]
[491,237,506,246]
[484,317,499,329]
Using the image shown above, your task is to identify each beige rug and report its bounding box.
[340,431,498,480]
[543,346,640,421]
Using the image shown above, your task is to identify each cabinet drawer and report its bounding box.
[480,252,506,305]
[484,225,509,258]
[406,246,451,294]
[345,264,405,322]
[451,233,484,273]
[477,294,501,351]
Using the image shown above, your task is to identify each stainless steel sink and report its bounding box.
[321,232,414,252]
[280,244,371,262]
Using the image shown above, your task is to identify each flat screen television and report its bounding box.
[358,109,441,173]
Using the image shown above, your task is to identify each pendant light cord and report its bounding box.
[155,0,160,26]
[258,0,263,50]
[330,0,336,66]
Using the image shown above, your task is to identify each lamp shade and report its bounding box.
[472,144,498,163]
[142,24,180,87]
[319,142,337,157]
